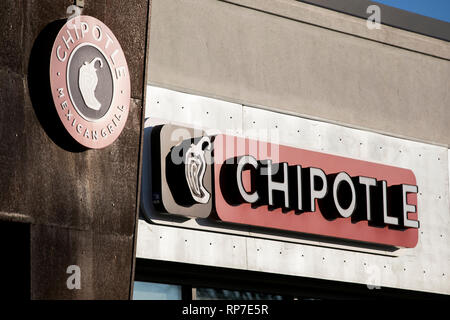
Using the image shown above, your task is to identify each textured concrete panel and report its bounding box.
[0,69,26,214]
[106,0,149,100]
[0,0,25,74]
[0,0,148,299]
[137,220,248,270]
[19,97,142,234]
[138,86,450,295]
[31,224,133,299]
[147,0,450,146]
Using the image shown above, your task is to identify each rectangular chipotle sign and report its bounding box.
[151,125,419,248]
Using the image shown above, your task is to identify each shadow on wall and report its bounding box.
[27,19,86,153]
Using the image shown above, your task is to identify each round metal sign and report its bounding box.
[49,15,130,149]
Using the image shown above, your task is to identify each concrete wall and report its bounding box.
[142,0,450,295]
[0,0,149,299]
[147,0,450,146]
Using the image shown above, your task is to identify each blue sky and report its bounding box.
[372,0,450,23]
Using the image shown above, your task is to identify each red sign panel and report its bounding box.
[213,134,419,248]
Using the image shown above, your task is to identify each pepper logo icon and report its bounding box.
[185,136,212,204]
[78,57,104,111]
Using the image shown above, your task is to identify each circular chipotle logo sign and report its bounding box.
[49,15,130,149]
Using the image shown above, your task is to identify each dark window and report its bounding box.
[0,220,30,299]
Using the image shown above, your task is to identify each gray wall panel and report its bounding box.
[147,0,450,146]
